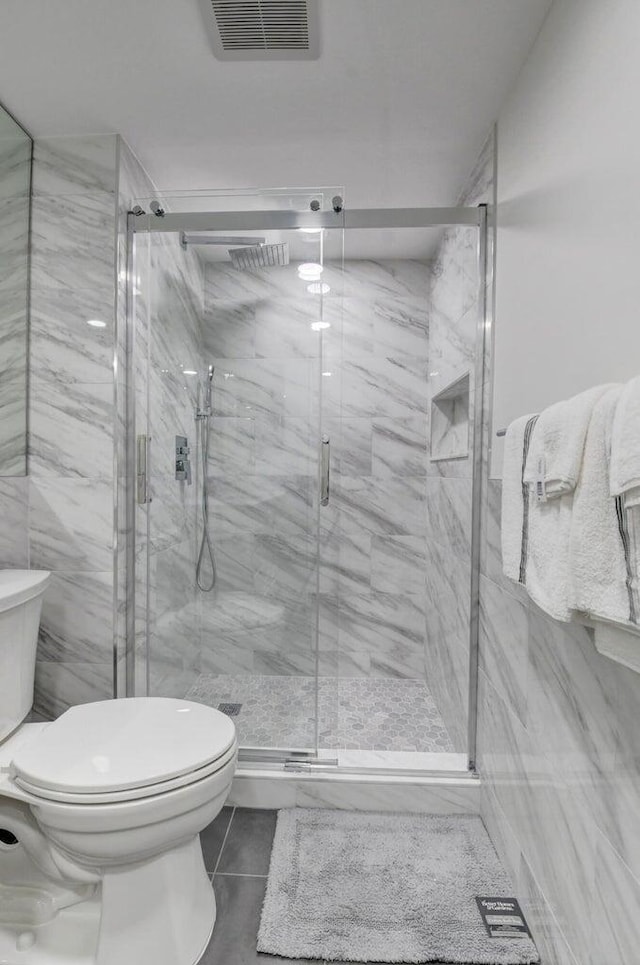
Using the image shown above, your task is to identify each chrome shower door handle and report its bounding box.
[137,434,148,505]
[320,434,330,507]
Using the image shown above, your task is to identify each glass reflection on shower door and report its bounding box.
[131,189,345,760]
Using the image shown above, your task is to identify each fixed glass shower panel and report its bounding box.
[314,224,479,768]
[131,190,345,760]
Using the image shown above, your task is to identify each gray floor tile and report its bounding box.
[216,808,277,876]
[201,874,323,965]
[200,806,234,872]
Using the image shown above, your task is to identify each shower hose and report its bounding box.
[196,411,216,591]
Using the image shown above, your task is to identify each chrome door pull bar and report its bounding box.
[137,434,148,505]
[321,434,330,506]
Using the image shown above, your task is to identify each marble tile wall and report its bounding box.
[201,259,430,681]
[29,134,119,717]
[478,481,640,965]
[422,134,494,750]
[115,142,206,699]
[0,132,30,476]
[476,126,640,963]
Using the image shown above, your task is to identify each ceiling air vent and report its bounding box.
[202,0,320,61]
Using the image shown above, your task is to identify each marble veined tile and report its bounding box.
[478,575,528,726]
[252,534,318,604]
[338,357,429,419]
[208,416,255,477]
[33,135,117,197]
[254,415,316,477]
[38,570,113,663]
[203,299,256,359]
[337,589,425,655]
[372,296,428,358]
[31,193,116,297]
[371,535,426,597]
[254,298,320,359]
[325,417,372,476]
[339,260,430,299]
[0,478,28,567]
[517,857,578,965]
[30,381,113,478]
[526,604,619,840]
[477,672,596,965]
[425,476,472,557]
[335,474,426,537]
[30,286,114,383]
[372,416,427,477]
[34,660,113,719]
[589,830,640,965]
[29,477,113,571]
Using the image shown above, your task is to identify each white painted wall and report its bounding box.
[491,0,640,475]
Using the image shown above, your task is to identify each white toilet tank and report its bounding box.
[0,570,50,742]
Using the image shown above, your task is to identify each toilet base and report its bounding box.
[96,835,215,965]
[0,836,215,965]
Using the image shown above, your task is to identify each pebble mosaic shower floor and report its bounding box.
[185,674,454,753]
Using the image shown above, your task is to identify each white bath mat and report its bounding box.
[258,808,539,964]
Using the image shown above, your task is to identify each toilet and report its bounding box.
[0,569,237,965]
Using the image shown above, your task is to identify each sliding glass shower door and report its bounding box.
[126,193,487,771]
[130,189,345,760]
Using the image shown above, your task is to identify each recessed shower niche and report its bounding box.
[430,372,470,462]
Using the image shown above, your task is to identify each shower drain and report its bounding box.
[218,703,242,717]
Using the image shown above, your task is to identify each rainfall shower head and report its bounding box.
[228,243,289,271]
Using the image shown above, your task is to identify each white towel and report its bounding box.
[501,413,538,582]
[525,489,574,622]
[610,375,640,508]
[570,386,636,624]
[523,384,614,499]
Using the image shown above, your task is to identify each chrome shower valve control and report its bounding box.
[175,435,192,484]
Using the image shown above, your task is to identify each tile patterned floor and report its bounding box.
[199,806,470,965]
[185,674,454,753]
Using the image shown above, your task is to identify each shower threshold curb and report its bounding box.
[228,767,481,813]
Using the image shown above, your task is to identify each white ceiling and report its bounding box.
[0,0,552,258]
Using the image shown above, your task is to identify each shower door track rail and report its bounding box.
[134,206,482,233]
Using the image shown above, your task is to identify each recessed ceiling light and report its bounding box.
[322,371,332,377]
[311,321,331,331]
[307,282,330,295]
[87,319,107,328]
[298,262,323,281]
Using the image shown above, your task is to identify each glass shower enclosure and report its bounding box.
[124,189,487,774]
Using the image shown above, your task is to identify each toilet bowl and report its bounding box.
[0,570,238,965]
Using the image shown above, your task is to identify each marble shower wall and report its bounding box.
[115,142,206,699]
[29,134,119,717]
[0,116,31,476]
[423,136,494,751]
[201,259,430,680]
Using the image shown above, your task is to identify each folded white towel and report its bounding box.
[523,384,614,499]
[570,386,636,624]
[610,375,640,506]
[501,413,538,583]
[525,489,574,622]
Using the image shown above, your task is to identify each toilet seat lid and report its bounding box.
[10,698,236,795]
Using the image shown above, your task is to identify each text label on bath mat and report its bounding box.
[475,897,533,939]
